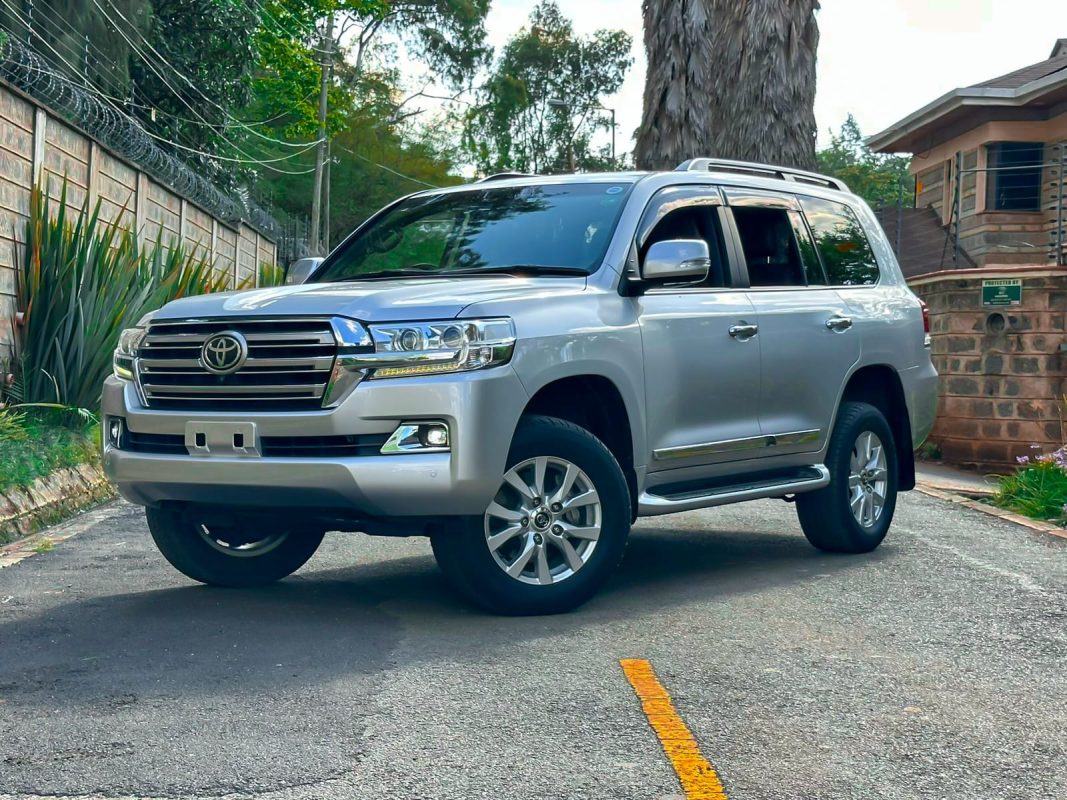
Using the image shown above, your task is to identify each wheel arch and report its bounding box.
[520,372,641,519]
[839,364,915,491]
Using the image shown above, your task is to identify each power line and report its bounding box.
[2,1,313,174]
[30,0,311,134]
[95,0,318,150]
[336,143,440,189]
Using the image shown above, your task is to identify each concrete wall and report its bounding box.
[911,266,1067,470]
[0,80,278,355]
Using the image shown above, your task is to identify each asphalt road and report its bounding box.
[0,491,1064,800]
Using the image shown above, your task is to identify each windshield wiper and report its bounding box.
[446,265,589,277]
[336,269,447,282]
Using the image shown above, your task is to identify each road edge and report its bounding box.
[915,483,1067,541]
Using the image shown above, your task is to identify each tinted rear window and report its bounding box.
[799,197,879,286]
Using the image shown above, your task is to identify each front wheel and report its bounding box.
[796,401,898,554]
[431,415,631,615]
[146,507,324,587]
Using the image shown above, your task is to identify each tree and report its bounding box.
[635,0,820,171]
[130,0,259,186]
[464,0,632,174]
[0,0,150,94]
[816,115,912,208]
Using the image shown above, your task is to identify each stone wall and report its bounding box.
[0,80,278,355]
[911,266,1067,470]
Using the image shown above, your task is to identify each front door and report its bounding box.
[635,192,764,471]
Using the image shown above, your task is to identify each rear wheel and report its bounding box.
[796,401,898,553]
[431,415,631,615]
[146,506,324,587]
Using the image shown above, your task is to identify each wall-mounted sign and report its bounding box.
[982,278,1022,306]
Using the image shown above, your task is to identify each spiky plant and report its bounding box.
[10,182,224,412]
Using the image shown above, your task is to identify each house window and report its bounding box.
[986,142,1044,212]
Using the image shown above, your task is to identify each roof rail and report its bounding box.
[675,158,850,193]
[477,172,538,183]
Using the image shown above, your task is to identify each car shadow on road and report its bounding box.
[0,522,886,705]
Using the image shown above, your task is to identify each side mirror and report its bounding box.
[640,239,711,282]
[285,257,324,285]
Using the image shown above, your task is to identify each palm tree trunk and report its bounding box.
[635,0,820,172]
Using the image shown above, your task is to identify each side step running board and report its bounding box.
[638,465,830,516]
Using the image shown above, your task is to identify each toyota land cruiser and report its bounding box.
[102,158,938,615]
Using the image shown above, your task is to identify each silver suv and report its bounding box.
[102,159,937,615]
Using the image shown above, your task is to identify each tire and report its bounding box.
[796,401,898,554]
[145,506,325,587]
[431,414,631,615]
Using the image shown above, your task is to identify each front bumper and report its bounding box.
[101,367,529,517]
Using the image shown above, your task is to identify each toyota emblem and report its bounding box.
[200,330,248,374]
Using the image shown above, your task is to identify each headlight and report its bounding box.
[357,318,516,379]
[113,325,147,380]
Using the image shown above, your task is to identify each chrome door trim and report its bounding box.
[652,429,821,461]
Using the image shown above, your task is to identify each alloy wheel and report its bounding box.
[197,525,288,558]
[484,456,602,586]
[848,431,888,528]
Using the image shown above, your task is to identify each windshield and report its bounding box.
[313,182,633,282]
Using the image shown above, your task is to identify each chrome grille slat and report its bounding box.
[143,384,325,396]
[139,356,335,370]
[136,317,342,411]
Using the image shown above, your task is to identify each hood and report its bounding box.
[151,276,588,323]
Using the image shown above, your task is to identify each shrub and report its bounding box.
[0,408,98,493]
[9,183,229,411]
[993,447,1067,522]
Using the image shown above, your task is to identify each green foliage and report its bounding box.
[816,115,913,209]
[130,0,258,187]
[267,105,462,248]
[10,183,228,412]
[994,459,1067,522]
[464,1,632,174]
[0,410,99,494]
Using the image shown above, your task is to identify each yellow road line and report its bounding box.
[620,658,728,800]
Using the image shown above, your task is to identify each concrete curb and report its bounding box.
[0,463,116,546]
[916,483,1067,541]
[0,498,122,569]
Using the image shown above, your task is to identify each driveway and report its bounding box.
[0,491,1064,800]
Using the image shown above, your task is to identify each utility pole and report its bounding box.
[310,12,334,255]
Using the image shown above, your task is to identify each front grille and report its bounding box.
[125,430,390,457]
[137,318,342,411]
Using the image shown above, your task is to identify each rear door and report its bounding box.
[635,187,764,472]
[724,188,860,455]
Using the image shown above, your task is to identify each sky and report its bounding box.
[471,0,1067,157]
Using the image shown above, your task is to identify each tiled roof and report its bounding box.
[972,39,1067,89]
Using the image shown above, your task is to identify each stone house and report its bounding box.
[870,39,1067,471]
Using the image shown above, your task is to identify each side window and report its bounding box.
[731,206,807,287]
[642,205,728,288]
[799,197,880,286]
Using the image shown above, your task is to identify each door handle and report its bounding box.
[729,323,759,339]
[825,315,853,332]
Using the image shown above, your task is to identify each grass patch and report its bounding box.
[0,409,99,495]
[992,459,1067,523]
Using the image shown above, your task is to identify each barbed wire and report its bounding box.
[0,35,280,237]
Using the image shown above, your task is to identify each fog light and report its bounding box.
[381,422,450,454]
[107,417,125,448]
[421,424,449,448]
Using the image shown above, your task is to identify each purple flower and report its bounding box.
[1017,455,1031,464]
